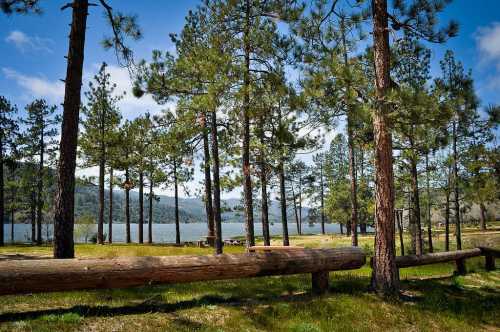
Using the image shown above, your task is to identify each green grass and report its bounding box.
[0,228,498,331]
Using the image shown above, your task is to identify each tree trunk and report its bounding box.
[319,161,325,235]
[202,112,215,245]
[0,139,4,247]
[425,154,433,253]
[148,177,153,244]
[452,120,461,250]
[259,117,270,246]
[31,191,36,243]
[370,0,399,295]
[291,182,300,235]
[410,158,423,255]
[108,168,113,244]
[210,111,223,254]
[340,223,344,235]
[396,210,404,256]
[242,0,255,249]
[298,177,302,235]
[279,159,289,246]
[10,206,14,244]
[174,160,180,245]
[479,203,487,231]
[445,190,450,252]
[53,0,89,259]
[36,128,44,245]
[125,167,131,243]
[341,19,358,246]
[138,171,144,244]
[97,157,104,245]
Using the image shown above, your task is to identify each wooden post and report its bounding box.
[485,254,495,271]
[312,271,329,294]
[479,247,499,271]
[455,258,466,275]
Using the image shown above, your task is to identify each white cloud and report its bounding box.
[475,22,500,91]
[5,30,54,53]
[2,67,64,103]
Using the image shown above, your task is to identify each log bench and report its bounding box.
[393,248,497,275]
[0,247,365,296]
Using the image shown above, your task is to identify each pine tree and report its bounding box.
[0,96,18,246]
[22,99,59,245]
[370,0,457,295]
[80,63,122,245]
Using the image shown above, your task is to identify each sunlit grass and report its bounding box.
[0,227,498,331]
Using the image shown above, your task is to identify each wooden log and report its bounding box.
[311,271,329,294]
[0,247,365,296]
[248,246,304,252]
[395,248,481,268]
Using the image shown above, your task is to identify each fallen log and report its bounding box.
[0,247,365,296]
[248,246,304,252]
[395,248,482,268]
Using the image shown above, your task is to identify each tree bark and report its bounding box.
[31,191,36,243]
[410,158,423,255]
[108,168,113,244]
[210,111,223,254]
[445,188,450,251]
[396,210,404,256]
[148,176,153,244]
[10,204,14,244]
[174,160,180,245]
[259,117,270,246]
[36,126,44,245]
[341,19,358,246]
[319,161,325,235]
[97,157,105,245]
[425,154,433,253]
[138,171,144,244]
[125,167,131,243]
[202,112,215,245]
[53,0,88,259]
[278,159,289,246]
[479,203,487,231]
[242,0,255,249]
[370,0,399,295]
[291,182,300,235]
[452,120,461,250]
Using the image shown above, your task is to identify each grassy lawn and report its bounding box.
[0,228,498,331]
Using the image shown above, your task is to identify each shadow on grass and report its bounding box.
[0,273,498,328]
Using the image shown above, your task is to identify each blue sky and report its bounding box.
[1,0,500,198]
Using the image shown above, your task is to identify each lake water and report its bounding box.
[3,222,351,244]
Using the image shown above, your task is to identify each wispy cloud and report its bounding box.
[5,30,54,53]
[2,67,64,103]
[475,22,500,90]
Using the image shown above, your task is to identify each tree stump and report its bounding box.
[312,271,329,295]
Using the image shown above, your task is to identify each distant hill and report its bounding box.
[75,184,310,224]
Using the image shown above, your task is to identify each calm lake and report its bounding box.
[4,222,350,244]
